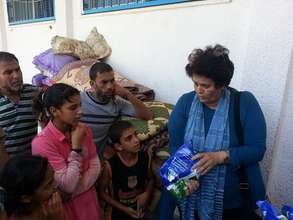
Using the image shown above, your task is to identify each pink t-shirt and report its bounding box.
[32,121,101,220]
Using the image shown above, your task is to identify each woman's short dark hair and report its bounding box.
[43,83,80,114]
[0,156,48,217]
[89,62,113,80]
[108,121,133,145]
[185,44,234,87]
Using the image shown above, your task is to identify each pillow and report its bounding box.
[51,36,97,60]
[33,49,78,77]
[86,27,112,59]
[52,59,97,91]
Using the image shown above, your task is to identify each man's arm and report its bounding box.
[0,129,9,169]
[115,84,153,120]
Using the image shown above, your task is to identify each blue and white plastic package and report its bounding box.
[159,141,199,199]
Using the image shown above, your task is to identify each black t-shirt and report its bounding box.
[108,151,149,220]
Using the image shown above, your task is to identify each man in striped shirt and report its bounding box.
[80,62,153,158]
[0,52,38,156]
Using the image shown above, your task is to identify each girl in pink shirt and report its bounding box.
[32,83,101,220]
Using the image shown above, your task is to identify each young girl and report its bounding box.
[31,83,101,220]
[0,155,63,220]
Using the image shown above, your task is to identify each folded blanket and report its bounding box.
[115,73,155,101]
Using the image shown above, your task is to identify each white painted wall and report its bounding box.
[267,50,293,208]
[0,0,7,51]
[0,0,72,83]
[72,0,248,103]
[239,1,293,207]
[1,0,293,207]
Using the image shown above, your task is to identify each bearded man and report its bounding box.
[80,62,152,158]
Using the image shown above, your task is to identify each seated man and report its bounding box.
[80,62,153,158]
[0,52,38,157]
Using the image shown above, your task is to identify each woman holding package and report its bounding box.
[161,44,266,220]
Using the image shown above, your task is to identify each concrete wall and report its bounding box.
[0,0,71,82]
[0,0,7,51]
[266,50,293,207]
[239,1,293,207]
[1,0,293,206]
[72,0,247,103]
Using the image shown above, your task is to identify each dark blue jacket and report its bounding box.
[168,89,266,209]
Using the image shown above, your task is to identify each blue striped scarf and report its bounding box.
[180,88,230,220]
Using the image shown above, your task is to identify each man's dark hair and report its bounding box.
[108,121,133,145]
[0,155,48,217]
[185,44,234,87]
[89,62,113,80]
[0,52,19,63]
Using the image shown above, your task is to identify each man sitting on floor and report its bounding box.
[80,62,153,158]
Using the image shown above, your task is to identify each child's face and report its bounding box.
[53,94,82,127]
[117,127,140,153]
[34,165,57,203]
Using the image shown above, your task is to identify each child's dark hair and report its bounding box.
[0,155,48,217]
[108,121,133,145]
[89,62,113,80]
[43,83,80,115]
[32,89,49,125]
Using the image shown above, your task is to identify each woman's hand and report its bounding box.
[192,151,228,175]
[71,123,87,150]
[185,179,200,196]
[43,192,64,220]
